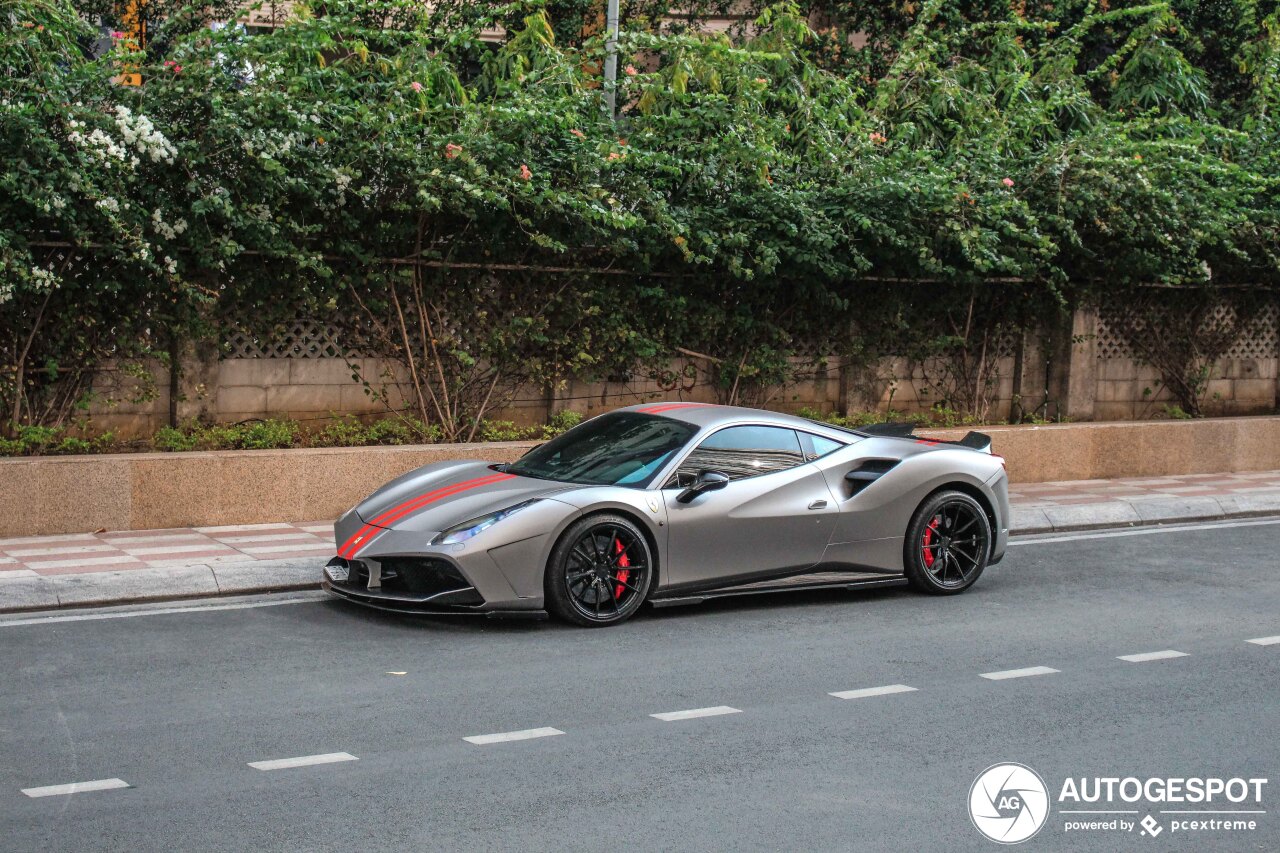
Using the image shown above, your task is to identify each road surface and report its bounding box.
[2,518,1277,851]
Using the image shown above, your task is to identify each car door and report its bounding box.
[661,425,839,591]
[806,438,918,570]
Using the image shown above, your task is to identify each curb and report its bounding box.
[3,497,1280,615]
[0,558,319,614]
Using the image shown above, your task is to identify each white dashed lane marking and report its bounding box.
[248,752,358,770]
[979,666,1060,681]
[463,727,565,745]
[650,706,742,722]
[22,778,130,798]
[1117,650,1189,663]
[1247,635,1280,646]
[830,684,918,700]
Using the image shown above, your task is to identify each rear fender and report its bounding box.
[814,445,1002,570]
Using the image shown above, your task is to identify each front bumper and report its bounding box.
[324,555,551,618]
[323,555,486,610]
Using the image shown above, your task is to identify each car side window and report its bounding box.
[668,425,806,486]
[798,431,845,461]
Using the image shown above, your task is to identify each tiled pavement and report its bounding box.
[1,470,1279,588]
[0,522,335,579]
[1007,470,1280,506]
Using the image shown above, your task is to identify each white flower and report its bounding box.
[163,256,178,275]
[68,126,128,165]
[96,197,120,214]
[151,208,188,240]
[112,105,177,165]
[30,266,60,291]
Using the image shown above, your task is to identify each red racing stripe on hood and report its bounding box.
[337,472,516,559]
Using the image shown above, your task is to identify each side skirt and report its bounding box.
[649,570,907,609]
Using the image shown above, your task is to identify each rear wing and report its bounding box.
[857,422,993,454]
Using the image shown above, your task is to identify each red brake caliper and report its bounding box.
[614,538,630,600]
[921,518,940,568]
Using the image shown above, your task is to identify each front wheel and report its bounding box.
[544,514,653,627]
[903,491,991,595]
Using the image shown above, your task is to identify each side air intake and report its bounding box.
[844,459,899,497]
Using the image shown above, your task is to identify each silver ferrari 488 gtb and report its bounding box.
[323,402,1009,626]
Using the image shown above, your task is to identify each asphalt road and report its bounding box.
[1,518,1278,852]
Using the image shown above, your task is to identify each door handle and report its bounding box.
[808,500,828,510]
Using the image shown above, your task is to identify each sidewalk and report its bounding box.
[3,471,1279,613]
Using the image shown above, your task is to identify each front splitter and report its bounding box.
[322,580,548,620]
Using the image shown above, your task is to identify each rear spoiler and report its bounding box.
[858,422,993,454]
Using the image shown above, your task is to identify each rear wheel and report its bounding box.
[544,514,653,627]
[903,491,991,594]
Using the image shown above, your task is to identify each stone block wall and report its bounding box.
[84,306,1279,438]
[1092,357,1278,420]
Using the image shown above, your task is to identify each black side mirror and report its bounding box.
[677,470,730,503]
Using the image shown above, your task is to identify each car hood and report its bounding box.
[351,460,578,534]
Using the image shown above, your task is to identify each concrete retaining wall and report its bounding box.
[921,416,1280,483]
[0,441,539,537]
[3,416,1278,537]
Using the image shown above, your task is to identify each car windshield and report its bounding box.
[506,412,698,487]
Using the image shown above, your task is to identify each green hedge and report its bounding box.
[0,411,586,456]
[3,0,1277,437]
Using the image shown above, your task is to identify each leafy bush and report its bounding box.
[309,417,369,448]
[153,419,299,451]
[152,425,200,452]
[3,0,1278,439]
[312,415,442,447]
[545,410,584,436]
[0,424,115,456]
[797,405,987,429]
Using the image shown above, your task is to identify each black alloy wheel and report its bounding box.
[544,514,654,627]
[903,490,992,594]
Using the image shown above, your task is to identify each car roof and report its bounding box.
[614,402,859,442]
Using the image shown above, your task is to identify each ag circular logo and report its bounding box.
[969,763,1050,844]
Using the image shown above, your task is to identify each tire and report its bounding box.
[903,490,992,595]
[544,513,654,627]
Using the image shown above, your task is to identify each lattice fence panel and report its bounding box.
[990,328,1022,360]
[1224,302,1280,359]
[1097,295,1279,361]
[222,316,386,359]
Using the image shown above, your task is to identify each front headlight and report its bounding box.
[431,499,542,545]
